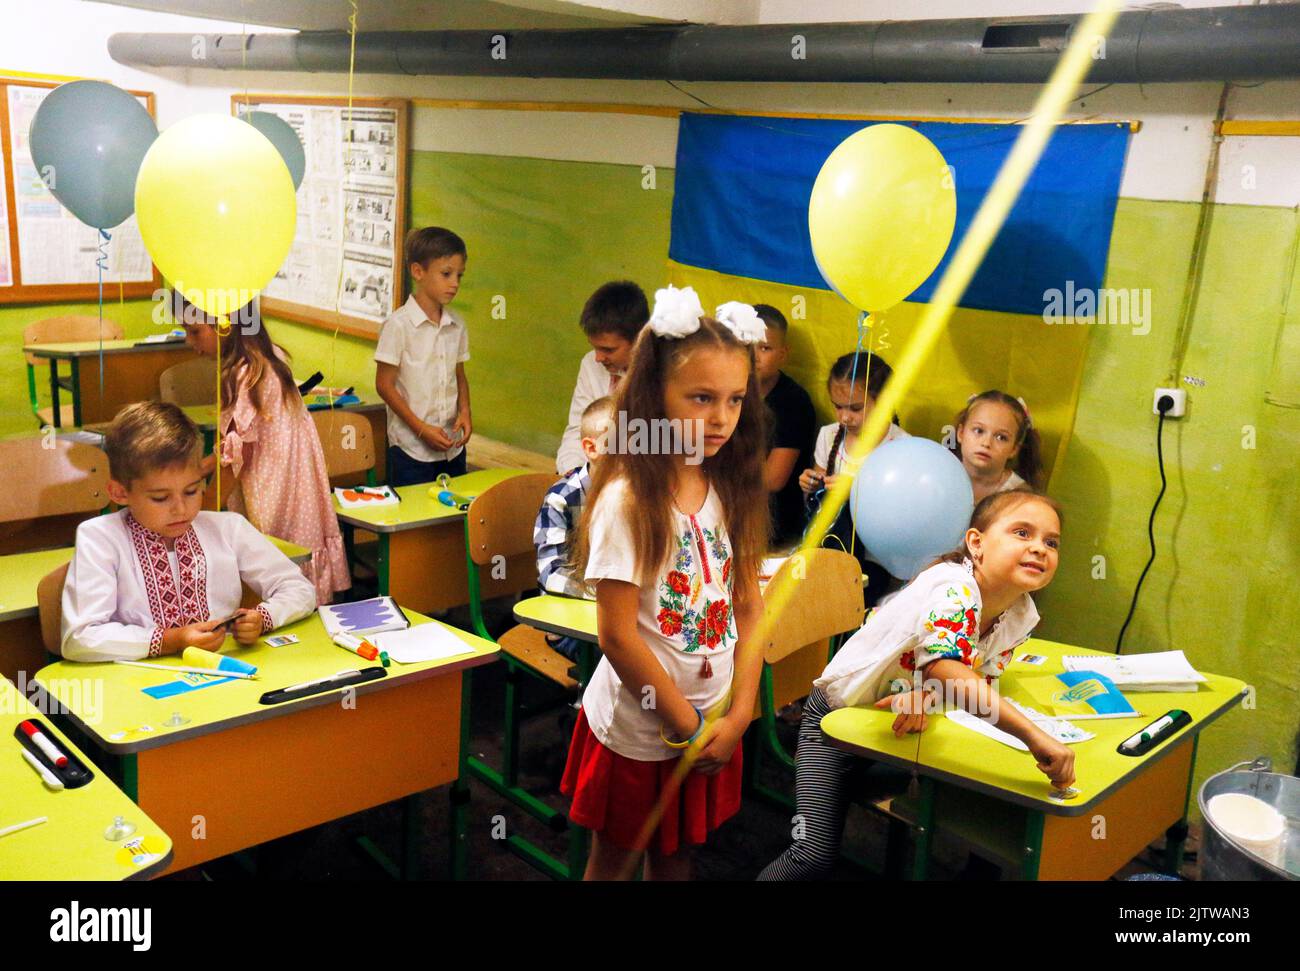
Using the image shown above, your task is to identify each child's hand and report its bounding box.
[1029,734,1076,789]
[693,715,745,776]
[163,620,227,654]
[798,468,825,495]
[231,609,263,646]
[452,410,472,448]
[418,422,455,451]
[823,473,843,493]
[874,690,930,737]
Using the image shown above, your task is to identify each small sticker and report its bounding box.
[264,633,300,648]
[116,835,166,868]
[1016,653,1048,666]
[109,731,127,741]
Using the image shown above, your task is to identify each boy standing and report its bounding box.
[61,402,316,662]
[375,227,472,487]
[753,304,817,547]
[555,281,647,475]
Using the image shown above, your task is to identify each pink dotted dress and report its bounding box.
[219,362,350,603]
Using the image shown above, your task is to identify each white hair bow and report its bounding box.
[714,301,767,345]
[648,285,706,339]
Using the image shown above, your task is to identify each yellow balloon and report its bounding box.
[808,124,957,313]
[135,114,296,318]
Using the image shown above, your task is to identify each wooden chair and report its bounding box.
[0,439,111,554]
[159,357,217,407]
[454,472,589,881]
[311,410,378,584]
[37,562,70,659]
[23,316,125,427]
[748,548,864,808]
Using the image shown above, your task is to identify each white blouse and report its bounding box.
[61,509,317,662]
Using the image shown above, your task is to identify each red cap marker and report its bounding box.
[20,721,68,767]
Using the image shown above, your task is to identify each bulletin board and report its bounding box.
[0,78,161,304]
[231,95,409,340]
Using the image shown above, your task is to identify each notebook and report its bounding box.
[1061,650,1206,692]
[369,624,477,664]
[318,597,410,638]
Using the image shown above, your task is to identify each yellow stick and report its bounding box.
[621,0,1121,874]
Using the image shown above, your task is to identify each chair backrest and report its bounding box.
[465,473,557,569]
[23,316,125,367]
[311,410,376,479]
[159,357,217,407]
[37,562,70,657]
[761,548,864,665]
[0,439,110,524]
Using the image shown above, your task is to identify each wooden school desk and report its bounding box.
[0,677,173,880]
[0,538,310,685]
[512,594,598,644]
[334,468,530,614]
[33,610,498,876]
[23,339,197,428]
[820,638,1247,880]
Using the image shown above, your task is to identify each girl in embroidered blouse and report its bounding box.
[562,288,768,881]
[176,293,350,604]
[953,390,1043,503]
[759,489,1075,880]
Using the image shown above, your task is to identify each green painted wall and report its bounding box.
[2,151,1293,799]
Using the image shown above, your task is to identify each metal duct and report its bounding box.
[107,4,1300,83]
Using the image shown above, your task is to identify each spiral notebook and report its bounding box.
[1061,650,1206,692]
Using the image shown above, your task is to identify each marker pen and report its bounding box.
[333,633,379,661]
[20,721,67,767]
[21,750,64,790]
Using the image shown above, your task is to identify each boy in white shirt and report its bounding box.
[375,227,472,487]
[61,402,317,662]
[555,281,647,475]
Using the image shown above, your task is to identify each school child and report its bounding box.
[752,304,816,548]
[798,352,909,601]
[759,489,1075,880]
[953,390,1042,503]
[61,402,317,662]
[375,227,472,487]
[177,293,349,603]
[534,396,614,661]
[562,289,768,880]
[556,281,648,474]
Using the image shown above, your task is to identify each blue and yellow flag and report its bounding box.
[666,113,1131,485]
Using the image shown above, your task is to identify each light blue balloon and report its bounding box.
[28,80,158,229]
[850,436,974,580]
[239,109,306,190]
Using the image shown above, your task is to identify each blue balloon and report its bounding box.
[28,80,158,229]
[850,437,974,580]
[239,110,306,190]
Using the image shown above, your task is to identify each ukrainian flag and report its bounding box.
[666,112,1130,485]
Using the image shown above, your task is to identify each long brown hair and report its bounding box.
[174,292,298,413]
[953,390,1043,488]
[936,488,1063,566]
[572,317,769,590]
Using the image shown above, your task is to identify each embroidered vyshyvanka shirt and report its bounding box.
[579,477,738,761]
[61,509,317,662]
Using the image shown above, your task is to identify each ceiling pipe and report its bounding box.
[108,5,1300,83]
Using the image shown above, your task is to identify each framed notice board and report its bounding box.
[0,78,161,304]
[232,95,409,340]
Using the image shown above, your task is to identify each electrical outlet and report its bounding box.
[1153,387,1187,417]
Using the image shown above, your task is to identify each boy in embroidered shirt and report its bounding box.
[533,396,613,660]
[375,227,472,487]
[61,402,317,662]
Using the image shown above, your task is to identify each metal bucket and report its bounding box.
[1198,757,1299,881]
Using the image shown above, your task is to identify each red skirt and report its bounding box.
[560,708,743,856]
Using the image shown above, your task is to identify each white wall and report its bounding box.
[4,0,1299,206]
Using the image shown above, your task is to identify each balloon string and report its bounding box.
[845,310,873,563]
[95,229,110,411]
[329,0,359,430]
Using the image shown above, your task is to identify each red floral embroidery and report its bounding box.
[667,571,690,595]
[658,608,683,636]
[256,603,274,634]
[963,608,977,637]
[900,652,917,672]
[126,513,209,634]
[688,515,712,583]
[722,558,732,585]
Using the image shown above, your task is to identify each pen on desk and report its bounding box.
[114,660,259,681]
[19,721,68,767]
[0,816,48,839]
[278,671,360,693]
[21,750,64,790]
